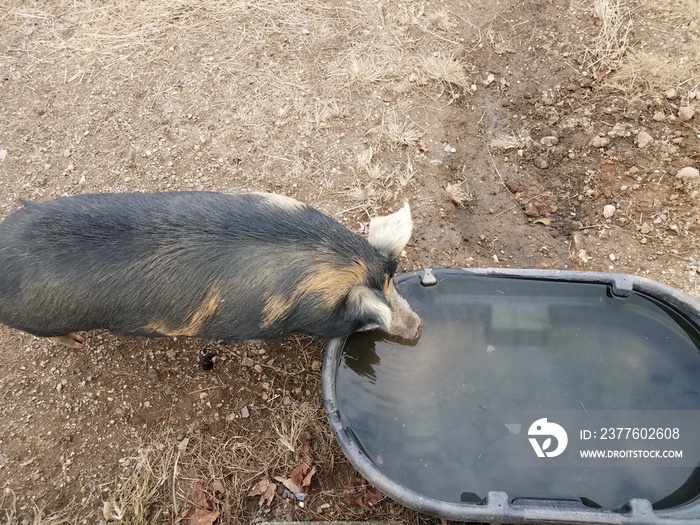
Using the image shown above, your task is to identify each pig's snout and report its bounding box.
[385,283,423,342]
[415,319,424,339]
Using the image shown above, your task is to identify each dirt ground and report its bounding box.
[1,0,699,523]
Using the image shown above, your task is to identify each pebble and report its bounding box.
[540,136,559,146]
[443,144,456,153]
[665,88,677,99]
[678,106,695,121]
[676,166,700,179]
[590,136,610,148]
[0,149,6,161]
[534,157,549,169]
[652,111,665,122]
[636,131,653,148]
[311,360,322,372]
[253,364,263,374]
[603,204,616,219]
[640,222,653,234]
[283,396,292,406]
[240,406,250,419]
[241,357,255,367]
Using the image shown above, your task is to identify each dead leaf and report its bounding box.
[354,495,371,510]
[290,462,308,489]
[300,438,312,466]
[174,506,192,525]
[190,507,219,525]
[274,475,302,494]
[302,465,316,488]
[593,66,612,83]
[533,217,552,226]
[248,477,277,507]
[178,437,190,452]
[212,479,225,500]
[188,483,218,525]
[365,489,385,507]
[345,477,386,511]
[194,483,209,508]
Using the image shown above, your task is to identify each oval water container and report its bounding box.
[322,269,700,524]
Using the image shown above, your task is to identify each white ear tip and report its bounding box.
[367,201,414,259]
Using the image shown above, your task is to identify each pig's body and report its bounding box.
[0,192,422,347]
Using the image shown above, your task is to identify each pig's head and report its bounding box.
[347,203,423,341]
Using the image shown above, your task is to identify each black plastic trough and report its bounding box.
[322,268,700,524]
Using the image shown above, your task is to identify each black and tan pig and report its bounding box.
[0,192,422,349]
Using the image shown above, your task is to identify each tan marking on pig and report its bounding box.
[260,260,370,329]
[250,192,305,210]
[146,287,222,337]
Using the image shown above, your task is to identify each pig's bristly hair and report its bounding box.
[367,202,413,260]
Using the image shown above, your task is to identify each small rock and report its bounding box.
[253,364,263,374]
[590,136,610,148]
[603,204,616,219]
[0,149,6,161]
[283,396,292,406]
[443,144,456,153]
[240,406,250,419]
[63,149,71,158]
[665,88,677,99]
[542,95,555,106]
[640,222,653,234]
[241,357,255,367]
[636,131,653,148]
[311,360,322,372]
[676,166,700,179]
[534,157,549,169]
[540,136,559,146]
[678,106,695,121]
[652,111,665,121]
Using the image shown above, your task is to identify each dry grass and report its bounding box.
[583,0,633,79]
[489,131,527,151]
[421,53,472,97]
[587,0,700,96]
[382,111,425,147]
[1,492,83,525]
[100,401,329,524]
[610,50,700,97]
[445,180,474,208]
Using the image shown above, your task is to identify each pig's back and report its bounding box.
[0,192,384,340]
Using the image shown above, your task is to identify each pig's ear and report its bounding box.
[368,201,413,260]
[346,286,392,332]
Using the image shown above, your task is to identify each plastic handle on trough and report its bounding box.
[610,274,634,297]
[420,267,438,286]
